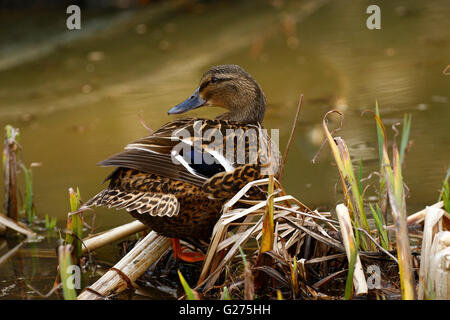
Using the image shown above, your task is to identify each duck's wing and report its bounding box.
[98,118,280,189]
[98,119,210,186]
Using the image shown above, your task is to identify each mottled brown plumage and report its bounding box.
[83,65,279,249]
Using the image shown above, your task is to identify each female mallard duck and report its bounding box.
[84,65,279,262]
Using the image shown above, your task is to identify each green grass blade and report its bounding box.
[375,101,384,168]
[45,214,57,231]
[222,286,231,300]
[438,167,450,213]
[20,164,35,223]
[399,114,412,165]
[358,158,363,196]
[344,226,360,300]
[370,203,389,250]
[178,270,197,300]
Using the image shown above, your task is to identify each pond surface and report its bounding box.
[0,0,449,299]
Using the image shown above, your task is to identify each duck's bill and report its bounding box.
[168,88,206,114]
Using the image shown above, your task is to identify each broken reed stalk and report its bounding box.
[65,188,83,262]
[278,94,303,181]
[81,220,148,254]
[336,204,368,298]
[418,206,450,299]
[3,125,19,222]
[77,231,170,300]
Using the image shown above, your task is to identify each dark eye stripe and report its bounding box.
[199,77,233,92]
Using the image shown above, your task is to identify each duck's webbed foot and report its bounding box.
[171,238,205,263]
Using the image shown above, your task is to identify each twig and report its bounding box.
[278,94,303,181]
[356,228,398,264]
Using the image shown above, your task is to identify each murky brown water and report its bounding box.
[0,0,449,299]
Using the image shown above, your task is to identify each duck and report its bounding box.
[83,64,280,262]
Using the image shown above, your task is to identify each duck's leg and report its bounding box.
[171,238,205,263]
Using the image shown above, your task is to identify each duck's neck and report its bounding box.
[216,91,266,125]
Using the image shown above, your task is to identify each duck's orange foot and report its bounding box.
[171,238,205,263]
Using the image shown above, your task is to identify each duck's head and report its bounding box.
[168,64,266,124]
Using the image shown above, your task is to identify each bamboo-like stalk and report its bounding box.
[336,204,368,297]
[81,220,148,254]
[77,231,170,300]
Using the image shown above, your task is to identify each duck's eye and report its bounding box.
[210,77,219,83]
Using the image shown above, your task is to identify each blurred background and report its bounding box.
[0,0,449,232]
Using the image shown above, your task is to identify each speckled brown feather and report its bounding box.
[84,167,225,243]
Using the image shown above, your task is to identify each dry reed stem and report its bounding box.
[418,206,450,299]
[82,220,148,254]
[199,194,295,285]
[78,231,170,300]
[336,204,368,296]
[0,213,37,238]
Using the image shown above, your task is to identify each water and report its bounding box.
[0,0,449,299]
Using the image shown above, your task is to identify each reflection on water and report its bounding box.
[0,0,449,299]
